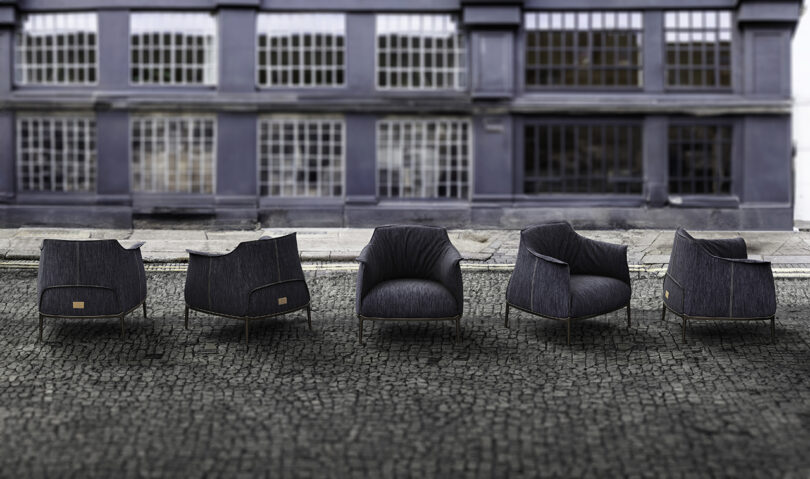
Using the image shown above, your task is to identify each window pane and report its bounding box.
[668,124,733,194]
[524,11,643,89]
[15,13,98,85]
[130,13,217,85]
[664,10,733,88]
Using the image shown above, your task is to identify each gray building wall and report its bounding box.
[0,0,802,229]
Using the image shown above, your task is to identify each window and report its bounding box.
[525,11,643,88]
[376,15,467,90]
[668,124,732,195]
[14,13,98,85]
[258,116,344,197]
[665,11,732,88]
[257,14,345,87]
[16,115,96,192]
[377,118,471,199]
[130,115,216,193]
[130,13,217,85]
[523,121,643,194]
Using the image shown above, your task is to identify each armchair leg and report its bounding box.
[358,318,364,345]
[38,314,44,342]
[184,305,189,330]
[244,319,249,347]
[120,314,125,339]
[142,302,147,319]
[771,316,776,342]
[306,306,312,331]
[504,304,510,328]
[682,317,687,343]
[566,318,571,346]
[626,303,631,328]
[661,304,666,321]
[455,318,460,341]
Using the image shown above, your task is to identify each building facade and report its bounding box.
[0,0,802,229]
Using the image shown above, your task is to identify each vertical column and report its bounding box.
[98,10,129,89]
[218,8,256,93]
[472,116,513,202]
[96,111,131,203]
[644,116,668,207]
[345,13,375,95]
[643,11,664,93]
[216,112,257,203]
[345,114,377,205]
[0,13,15,202]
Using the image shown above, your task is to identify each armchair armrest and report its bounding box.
[124,241,145,250]
[507,245,571,318]
[187,249,227,257]
[682,255,775,318]
[430,244,463,313]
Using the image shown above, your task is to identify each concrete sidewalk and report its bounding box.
[2,226,810,265]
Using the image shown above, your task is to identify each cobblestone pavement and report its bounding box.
[2,268,810,477]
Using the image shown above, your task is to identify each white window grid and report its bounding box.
[256,13,346,88]
[130,115,216,194]
[130,13,218,86]
[377,118,472,199]
[376,14,467,90]
[664,10,733,88]
[14,13,98,85]
[258,116,345,197]
[16,114,97,193]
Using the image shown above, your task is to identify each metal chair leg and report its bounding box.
[142,302,147,319]
[358,318,364,345]
[661,304,667,321]
[38,314,44,342]
[626,303,631,328]
[682,317,687,343]
[184,305,189,330]
[120,314,125,339]
[771,316,776,342]
[306,305,312,331]
[244,319,249,347]
[504,303,510,328]
[455,318,460,341]
[566,318,571,346]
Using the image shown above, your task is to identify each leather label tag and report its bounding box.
[73,301,85,309]
[278,297,287,306]
[665,290,669,299]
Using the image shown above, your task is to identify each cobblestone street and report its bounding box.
[2,267,810,477]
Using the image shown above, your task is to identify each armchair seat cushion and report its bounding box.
[359,279,459,319]
[570,275,631,318]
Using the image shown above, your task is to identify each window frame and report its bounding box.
[129,113,218,195]
[522,11,645,92]
[663,10,735,92]
[255,13,347,90]
[666,118,738,201]
[256,115,346,200]
[128,11,219,87]
[515,116,645,203]
[14,12,99,87]
[375,117,473,201]
[374,14,469,92]
[15,112,97,195]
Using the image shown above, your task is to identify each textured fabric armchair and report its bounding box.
[37,239,147,340]
[356,225,463,344]
[662,228,776,341]
[505,222,631,345]
[184,233,311,345]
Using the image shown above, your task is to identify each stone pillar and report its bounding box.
[0,5,15,202]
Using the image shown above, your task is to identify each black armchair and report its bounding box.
[662,228,776,341]
[37,239,147,340]
[184,233,311,346]
[505,222,631,345]
[356,225,463,344]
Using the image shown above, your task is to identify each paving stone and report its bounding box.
[1,267,809,477]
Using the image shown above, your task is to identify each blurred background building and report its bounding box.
[0,0,803,229]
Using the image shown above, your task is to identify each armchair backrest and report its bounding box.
[222,233,305,287]
[38,239,146,309]
[668,227,748,283]
[363,225,455,281]
[521,222,629,282]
